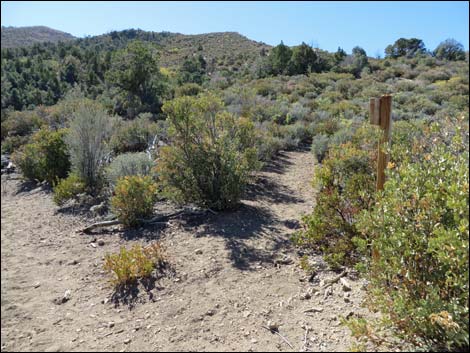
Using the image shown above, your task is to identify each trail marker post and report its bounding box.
[369,95,392,191]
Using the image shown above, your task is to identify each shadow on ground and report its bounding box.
[110,263,176,309]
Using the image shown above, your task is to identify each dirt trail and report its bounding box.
[1,148,369,352]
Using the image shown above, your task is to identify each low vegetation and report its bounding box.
[111,175,158,228]
[103,243,166,285]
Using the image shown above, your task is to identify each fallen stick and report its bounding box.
[261,325,294,349]
[82,219,120,233]
[321,270,348,289]
[302,326,309,351]
[82,209,204,233]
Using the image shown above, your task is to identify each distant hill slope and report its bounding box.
[77,29,271,70]
[1,26,75,48]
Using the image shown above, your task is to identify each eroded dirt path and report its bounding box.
[1,149,369,352]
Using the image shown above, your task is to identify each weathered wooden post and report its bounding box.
[369,95,392,191]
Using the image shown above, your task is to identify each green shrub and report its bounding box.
[293,124,379,269]
[356,118,469,351]
[111,175,158,228]
[175,83,203,97]
[110,114,159,154]
[311,134,330,162]
[1,135,30,154]
[103,243,165,285]
[106,152,154,185]
[157,94,260,210]
[53,173,86,205]
[66,101,115,191]
[1,110,44,140]
[11,128,70,184]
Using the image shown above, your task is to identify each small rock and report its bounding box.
[251,338,258,344]
[90,202,106,216]
[123,338,131,344]
[97,239,105,246]
[340,277,351,292]
[90,243,97,248]
[267,321,279,332]
[324,287,333,299]
[304,306,323,313]
[275,256,293,266]
[53,290,71,305]
[108,322,115,328]
[195,249,203,255]
[33,282,41,288]
[206,309,216,317]
[299,292,311,300]
[284,219,301,229]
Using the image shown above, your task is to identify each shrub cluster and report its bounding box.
[356,118,469,351]
[106,152,154,186]
[53,173,86,206]
[66,101,115,191]
[157,94,259,210]
[109,114,159,154]
[11,128,70,184]
[103,243,165,285]
[111,175,158,228]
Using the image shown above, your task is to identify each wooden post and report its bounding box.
[376,95,392,191]
[369,95,392,191]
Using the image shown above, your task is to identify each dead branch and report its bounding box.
[321,270,347,289]
[82,220,120,233]
[81,208,208,234]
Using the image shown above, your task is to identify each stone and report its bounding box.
[340,277,351,291]
[123,338,131,344]
[205,309,216,317]
[97,239,105,246]
[90,202,106,216]
[304,307,323,313]
[195,249,203,255]
[284,219,301,229]
[267,321,279,332]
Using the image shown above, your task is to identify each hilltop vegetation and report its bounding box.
[1,26,75,48]
[1,27,468,352]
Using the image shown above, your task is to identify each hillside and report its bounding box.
[74,29,271,70]
[1,26,75,48]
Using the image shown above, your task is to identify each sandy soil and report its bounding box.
[1,148,371,352]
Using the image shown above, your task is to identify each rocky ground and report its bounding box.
[1,148,373,352]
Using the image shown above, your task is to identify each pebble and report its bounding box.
[206,309,216,316]
[195,249,203,255]
[97,239,105,246]
[33,282,41,288]
[340,277,351,291]
[267,321,279,331]
[123,338,131,344]
[304,306,323,313]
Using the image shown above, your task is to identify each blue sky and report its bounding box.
[2,1,469,55]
